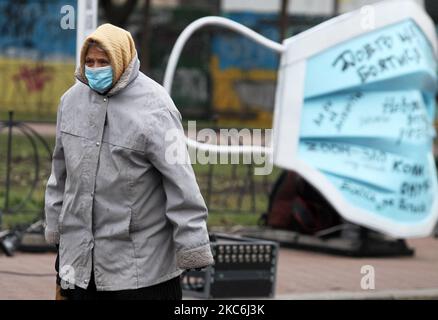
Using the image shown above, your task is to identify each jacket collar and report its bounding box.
[75,52,140,97]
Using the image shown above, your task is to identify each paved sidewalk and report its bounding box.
[0,122,57,137]
[0,237,437,300]
[0,252,56,300]
[275,237,438,299]
[25,122,56,136]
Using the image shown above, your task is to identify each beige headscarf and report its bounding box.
[79,23,137,85]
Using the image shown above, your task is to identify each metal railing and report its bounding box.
[0,111,52,229]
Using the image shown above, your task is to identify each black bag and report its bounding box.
[260,170,341,235]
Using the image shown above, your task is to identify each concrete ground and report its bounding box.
[0,237,437,300]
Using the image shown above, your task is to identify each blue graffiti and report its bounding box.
[0,0,77,60]
[211,12,280,71]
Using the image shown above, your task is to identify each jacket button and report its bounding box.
[91,192,94,197]
[84,279,88,285]
[103,98,107,102]
[96,141,100,146]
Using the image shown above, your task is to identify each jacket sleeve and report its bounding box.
[145,102,214,270]
[44,100,67,245]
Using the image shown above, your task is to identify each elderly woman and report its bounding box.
[44,24,213,300]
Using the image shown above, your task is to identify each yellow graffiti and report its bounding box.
[0,57,75,120]
[210,56,276,128]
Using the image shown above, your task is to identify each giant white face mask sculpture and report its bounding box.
[163,0,438,238]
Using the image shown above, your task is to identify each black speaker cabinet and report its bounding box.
[181,233,279,299]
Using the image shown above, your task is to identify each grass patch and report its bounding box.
[0,133,54,229]
[207,211,261,228]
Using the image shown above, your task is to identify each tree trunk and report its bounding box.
[139,0,151,73]
[100,0,138,27]
[279,0,289,41]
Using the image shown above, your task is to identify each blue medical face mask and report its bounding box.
[273,11,438,238]
[163,1,438,237]
[292,18,437,236]
[85,65,113,93]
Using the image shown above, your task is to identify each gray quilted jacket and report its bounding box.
[44,54,214,291]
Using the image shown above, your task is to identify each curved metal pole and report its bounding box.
[4,112,13,215]
[19,123,53,161]
[163,16,285,156]
[18,123,53,220]
[0,119,53,219]
[8,124,40,214]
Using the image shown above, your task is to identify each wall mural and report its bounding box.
[210,12,326,128]
[0,0,76,121]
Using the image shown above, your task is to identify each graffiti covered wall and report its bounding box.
[211,12,328,128]
[211,12,278,128]
[0,0,77,121]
